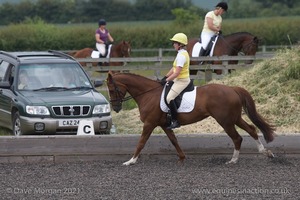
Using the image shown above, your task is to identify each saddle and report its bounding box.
[163,80,194,108]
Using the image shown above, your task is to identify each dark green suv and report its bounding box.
[0,50,112,135]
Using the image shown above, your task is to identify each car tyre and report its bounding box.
[13,111,22,136]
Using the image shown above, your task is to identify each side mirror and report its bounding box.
[93,79,103,87]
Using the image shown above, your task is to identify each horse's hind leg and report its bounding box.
[236,118,274,158]
[162,127,186,163]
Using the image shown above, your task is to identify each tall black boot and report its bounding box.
[199,47,207,65]
[199,47,206,57]
[167,100,180,129]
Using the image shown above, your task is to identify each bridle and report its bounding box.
[108,75,161,105]
[121,43,131,57]
[108,77,132,105]
[116,42,130,57]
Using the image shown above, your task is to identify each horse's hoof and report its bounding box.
[122,161,131,166]
[225,159,238,164]
[267,150,275,158]
[122,157,138,166]
[177,158,185,165]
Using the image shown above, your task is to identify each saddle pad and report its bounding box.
[192,42,202,57]
[160,87,197,113]
[90,45,112,58]
[91,50,99,58]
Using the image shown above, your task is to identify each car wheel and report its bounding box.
[13,111,22,136]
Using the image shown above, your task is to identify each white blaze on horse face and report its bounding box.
[226,149,239,164]
[123,157,138,166]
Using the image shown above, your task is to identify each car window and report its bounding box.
[0,60,10,82]
[18,63,92,90]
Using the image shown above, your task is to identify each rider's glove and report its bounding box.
[160,76,167,86]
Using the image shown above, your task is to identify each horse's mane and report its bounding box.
[113,72,159,84]
[225,32,255,37]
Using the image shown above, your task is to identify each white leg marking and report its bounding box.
[255,139,265,153]
[255,139,275,158]
[226,149,240,164]
[123,157,138,166]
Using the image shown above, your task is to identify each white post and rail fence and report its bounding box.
[74,50,275,82]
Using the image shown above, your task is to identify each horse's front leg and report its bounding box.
[162,127,186,163]
[123,124,155,166]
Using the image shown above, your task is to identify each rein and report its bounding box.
[109,76,161,104]
[218,35,257,55]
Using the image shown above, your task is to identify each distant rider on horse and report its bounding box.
[198,2,228,57]
[95,19,114,57]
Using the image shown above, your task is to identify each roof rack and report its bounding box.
[0,50,20,61]
[48,50,76,61]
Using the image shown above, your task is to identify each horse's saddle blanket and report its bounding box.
[192,35,219,57]
[160,85,197,113]
[91,45,112,58]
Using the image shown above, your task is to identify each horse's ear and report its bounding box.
[253,36,260,44]
[107,71,113,82]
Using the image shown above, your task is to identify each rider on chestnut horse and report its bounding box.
[161,33,191,130]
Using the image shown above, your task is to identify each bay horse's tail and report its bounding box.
[233,87,275,143]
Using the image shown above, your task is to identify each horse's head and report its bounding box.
[106,72,127,113]
[119,41,131,57]
[242,36,259,64]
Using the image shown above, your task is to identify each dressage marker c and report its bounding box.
[77,120,95,135]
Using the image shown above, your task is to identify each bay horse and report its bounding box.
[106,72,275,166]
[187,32,259,74]
[71,41,131,67]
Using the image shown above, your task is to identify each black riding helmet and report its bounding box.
[98,19,106,26]
[216,2,228,11]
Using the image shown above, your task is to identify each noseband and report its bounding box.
[109,77,132,105]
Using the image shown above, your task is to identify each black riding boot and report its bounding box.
[199,47,207,57]
[167,100,180,129]
[199,47,207,65]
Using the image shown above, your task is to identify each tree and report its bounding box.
[171,7,200,26]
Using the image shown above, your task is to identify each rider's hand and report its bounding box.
[160,76,167,86]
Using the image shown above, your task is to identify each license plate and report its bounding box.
[59,119,80,127]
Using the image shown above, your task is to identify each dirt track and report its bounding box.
[1,154,298,200]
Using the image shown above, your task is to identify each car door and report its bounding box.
[0,61,14,129]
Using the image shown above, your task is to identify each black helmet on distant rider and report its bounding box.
[98,19,106,26]
[216,2,228,11]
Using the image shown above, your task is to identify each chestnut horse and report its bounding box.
[71,41,131,66]
[187,32,259,74]
[107,72,275,165]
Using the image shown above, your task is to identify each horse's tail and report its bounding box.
[233,87,275,143]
